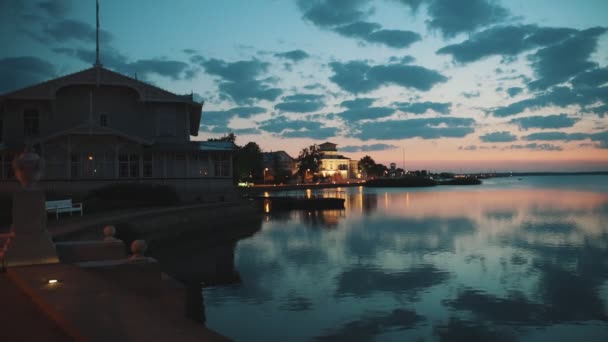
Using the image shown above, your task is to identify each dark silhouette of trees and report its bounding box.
[358,155,388,178]
[208,132,236,143]
[296,145,322,180]
[234,142,263,183]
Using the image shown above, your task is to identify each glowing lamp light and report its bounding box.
[48,279,59,284]
[88,155,93,161]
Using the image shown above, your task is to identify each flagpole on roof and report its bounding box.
[95,0,101,67]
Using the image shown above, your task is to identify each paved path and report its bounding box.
[0,273,72,341]
[8,264,230,342]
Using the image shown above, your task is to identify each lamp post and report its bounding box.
[306,168,310,183]
[264,168,269,184]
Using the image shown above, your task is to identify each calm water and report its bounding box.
[203,176,608,341]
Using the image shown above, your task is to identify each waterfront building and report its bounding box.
[0,66,235,201]
[318,142,356,180]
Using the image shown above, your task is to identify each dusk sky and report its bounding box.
[2,0,608,172]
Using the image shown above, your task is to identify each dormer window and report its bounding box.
[24,109,39,137]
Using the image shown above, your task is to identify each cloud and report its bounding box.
[0,56,56,93]
[479,131,517,142]
[462,91,480,98]
[509,114,579,130]
[329,60,447,94]
[492,86,608,117]
[199,106,267,132]
[508,143,562,151]
[37,0,70,17]
[35,19,113,44]
[571,67,608,88]
[506,87,523,97]
[437,25,576,64]
[425,0,509,38]
[297,0,369,28]
[528,27,607,90]
[297,1,421,48]
[353,117,475,140]
[388,55,416,64]
[200,58,269,82]
[274,49,310,62]
[341,97,376,109]
[338,107,396,123]
[53,47,196,81]
[523,130,608,148]
[258,116,338,139]
[274,94,325,113]
[195,57,282,104]
[340,144,398,152]
[335,21,421,48]
[395,101,451,114]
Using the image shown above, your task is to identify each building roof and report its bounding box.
[0,66,203,136]
[320,155,350,160]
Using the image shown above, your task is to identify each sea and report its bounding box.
[202,175,608,341]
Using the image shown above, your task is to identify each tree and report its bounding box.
[296,145,322,181]
[234,142,263,183]
[358,155,388,178]
[208,132,236,143]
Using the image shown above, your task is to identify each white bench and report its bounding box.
[45,199,83,220]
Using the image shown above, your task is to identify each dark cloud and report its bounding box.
[479,131,517,142]
[37,0,70,17]
[199,106,267,133]
[274,94,325,113]
[426,0,509,38]
[522,131,608,148]
[329,60,447,94]
[274,49,310,62]
[0,56,56,93]
[314,309,424,341]
[353,117,475,140]
[507,143,562,151]
[437,25,576,64]
[335,21,421,48]
[395,101,451,114]
[571,67,608,88]
[303,83,325,90]
[341,97,375,109]
[528,27,607,90]
[340,144,398,152]
[338,106,396,123]
[36,19,113,44]
[297,1,421,48]
[200,58,269,82]
[53,47,196,81]
[388,55,416,64]
[509,114,579,130]
[506,87,523,97]
[492,86,608,117]
[195,58,282,104]
[296,0,369,28]
[258,116,337,139]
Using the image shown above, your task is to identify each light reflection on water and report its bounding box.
[204,177,608,341]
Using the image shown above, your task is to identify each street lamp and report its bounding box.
[306,168,310,183]
[264,168,269,184]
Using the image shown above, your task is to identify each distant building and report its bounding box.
[318,142,357,179]
[262,151,296,178]
[0,66,236,201]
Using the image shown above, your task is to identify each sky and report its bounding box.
[1,0,608,172]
